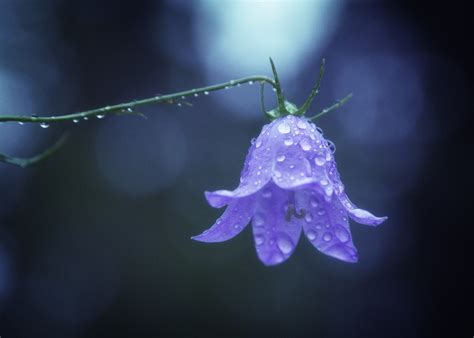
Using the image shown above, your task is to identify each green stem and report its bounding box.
[0,132,69,168]
[0,76,276,124]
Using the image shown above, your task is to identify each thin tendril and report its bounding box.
[296,58,325,115]
[0,132,69,168]
[269,57,288,114]
[308,93,353,121]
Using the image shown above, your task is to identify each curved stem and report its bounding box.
[0,76,276,124]
[0,132,69,168]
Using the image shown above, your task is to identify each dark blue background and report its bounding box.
[0,1,471,337]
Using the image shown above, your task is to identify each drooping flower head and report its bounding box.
[192,59,387,266]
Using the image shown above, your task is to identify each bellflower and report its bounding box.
[192,59,387,266]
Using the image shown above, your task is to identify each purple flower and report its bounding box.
[192,115,387,266]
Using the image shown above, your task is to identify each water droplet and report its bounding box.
[251,138,256,145]
[290,176,295,180]
[204,91,210,95]
[73,119,80,123]
[177,103,182,107]
[255,139,262,148]
[272,87,277,92]
[305,213,313,222]
[297,119,307,129]
[225,86,230,90]
[320,179,328,186]
[325,186,334,196]
[316,127,323,135]
[277,236,294,254]
[335,226,350,243]
[18,121,24,125]
[284,137,294,146]
[276,154,286,162]
[299,139,312,151]
[274,170,282,178]
[289,164,295,169]
[234,223,240,229]
[307,230,317,241]
[39,122,49,129]
[181,96,186,99]
[262,189,272,198]
[317,209,326,216]
[314,157,326,166]
[194,93,199,97]
[323,232,332,242]
[310,197,318,208]
[96,114,105,119]
[327,140,336,153]
[277,122,291,134]
[255,234,265,245]
[315,223,322,229]
[248,81,254,85]
[83,116,89,120]
[254,213,265,227]
[216,218,222,224]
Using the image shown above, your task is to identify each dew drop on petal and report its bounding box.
[234,223,240,229]
[204,91,210,95]
[254,213,265,227]
[335,226,350,243]
[325,186,334,196]
[277,236,294,254]
[73,119,79,124]
[314,157,326,166]
[320,179,328,186]
[274,170,282,178]
[255,234,265,245]
[316,127,323,135]
[307,230,317,241]
[315,223,322,229]
[327,140,336,153]
[262,189,272,198]
[39,122,49,129]
[297,119,307,129]
[255,138,262,148]
[305,213,313,222]
[276,154,286,162]
[323,232,332,242]
[284,137,294,146]
[317,209,326,216]
[278,122,291,134]
[310,197,318,208]
[299,139,312,151]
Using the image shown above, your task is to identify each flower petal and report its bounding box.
[205,125,275,208]
[327,161,387,226]
[297,190,359,263]
[192,197,254,243]
[251,183,302,266]
[269,116,334,191]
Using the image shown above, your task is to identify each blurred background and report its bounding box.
[0,0,471,337]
